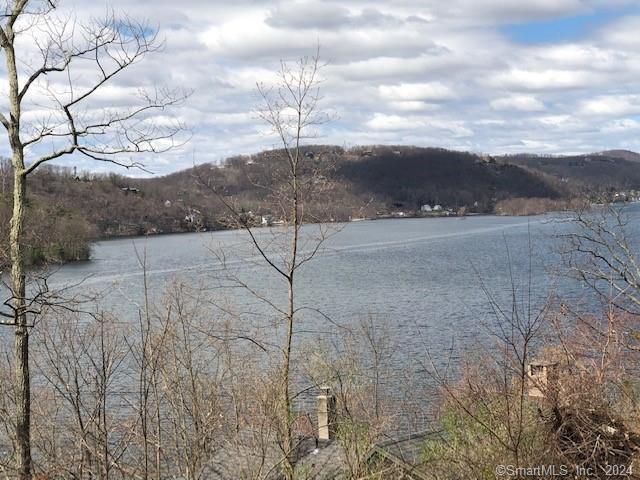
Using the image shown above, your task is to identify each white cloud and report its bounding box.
[600,15,640,48]
[458,0,584,21]
[536,115,572,126]
[265,3,406,30]
[490,95,545,111]
[475,119,507,126]
[601,118,640,133]
[488,68,593,90]
[366,113,473,138]
[535,44,627,72]
[2,0,640,172]
[379,82,456,102]
[366,113,418,131]
[520,139,560,150]
[429,119,474,137]
[389,100,441,112]
[580,95,640,116]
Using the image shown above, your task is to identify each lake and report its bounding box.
[2,207,634,431]
[44,212,582,359]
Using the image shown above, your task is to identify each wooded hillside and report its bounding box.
[2,145,639,266]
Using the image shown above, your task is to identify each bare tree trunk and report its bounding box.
[11,169,30,480]
[281,168,299,480]
[282,279,295,479]
[199,52,328,480]
[1,4,185,477]
[1,8,30,474]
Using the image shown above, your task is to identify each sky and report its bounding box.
[2,0,640,175]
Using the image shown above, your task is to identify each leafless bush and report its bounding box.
[299,316,406,479]
[32,310,130,478]
[421,224,640,479]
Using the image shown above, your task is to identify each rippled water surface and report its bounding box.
[6,207,638,429]
[49,213,579,354]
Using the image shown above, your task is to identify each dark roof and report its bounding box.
[366,431,439,480]
[205,434,343,480]
[206,441,280,480]
[294,438,346,480]
[205,430,438,479]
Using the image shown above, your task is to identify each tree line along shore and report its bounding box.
[1,145,638,267]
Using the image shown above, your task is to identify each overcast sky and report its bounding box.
[3,0,640,175]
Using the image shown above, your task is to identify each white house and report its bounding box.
[420,204,433,212]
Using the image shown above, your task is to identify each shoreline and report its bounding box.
[93,211,496,243]
[21,200,633,266]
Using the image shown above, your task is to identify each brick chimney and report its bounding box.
[527,360,558,398]
[317,386,336,441]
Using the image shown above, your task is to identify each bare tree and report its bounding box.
[558,204,640,319]
[198,50,337,479]
[419,236,553,477]
[256,53,326,480]
[418,223,640,479]
[35,310,132,478]
[0,2,187,477]
[153,282,228,480]
[302,316,399,479]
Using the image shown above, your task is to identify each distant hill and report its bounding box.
[499,151,640,193]
[597,150,640,162]
[2,146,640,250]
[335,147,560,211]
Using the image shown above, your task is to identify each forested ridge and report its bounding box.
[2,145,639,265]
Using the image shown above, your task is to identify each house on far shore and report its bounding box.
[420,204,433,212]
[433,204,443,211]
